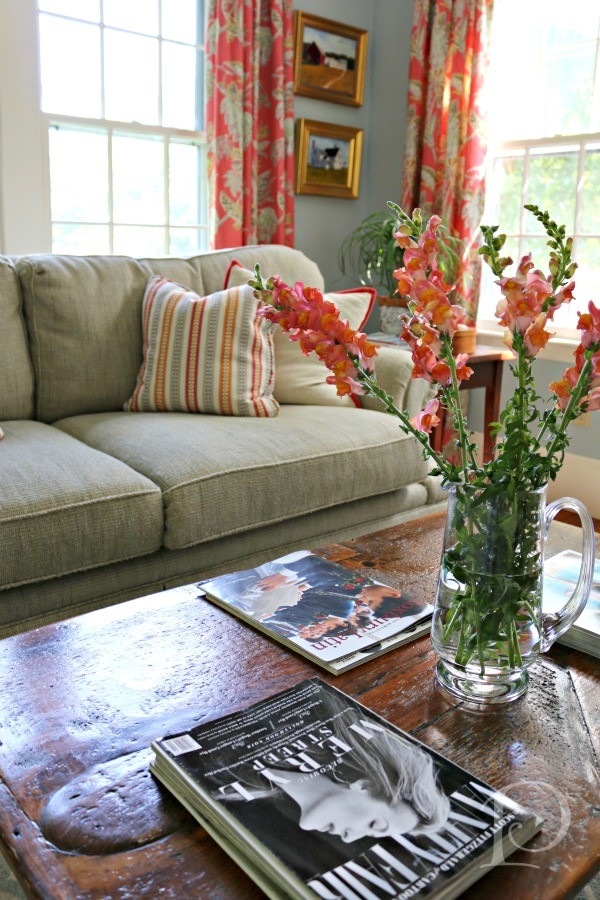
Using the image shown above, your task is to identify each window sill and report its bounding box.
[476,325,578,364]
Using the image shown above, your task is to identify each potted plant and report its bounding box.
[338,208,406,334]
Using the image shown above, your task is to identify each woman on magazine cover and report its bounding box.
[214,690,450,845]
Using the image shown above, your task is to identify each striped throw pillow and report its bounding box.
[125,276,279,417]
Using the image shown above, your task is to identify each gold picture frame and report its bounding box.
[295,119,363,200]
[293,12,368,107]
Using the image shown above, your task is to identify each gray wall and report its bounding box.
[293,0,414,299]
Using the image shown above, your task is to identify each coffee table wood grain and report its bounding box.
[0,513,598,898]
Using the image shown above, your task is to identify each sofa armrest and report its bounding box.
[360,344,435,419]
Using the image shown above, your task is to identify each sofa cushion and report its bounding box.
[0,256,34,419]
[125,276,278,417]
[141,245,325,298]
[54,407,433,551]
[16,254,149,422]
[0,421,164,589]
[15,247,324,423]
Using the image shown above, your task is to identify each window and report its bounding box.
[38,0,208,257]
[480,0,600,338]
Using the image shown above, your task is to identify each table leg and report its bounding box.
[483,360,503,463]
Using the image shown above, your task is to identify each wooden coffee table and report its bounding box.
[0,513,598,898]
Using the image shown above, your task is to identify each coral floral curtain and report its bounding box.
[206,0,295,249]
[401,0,494,324]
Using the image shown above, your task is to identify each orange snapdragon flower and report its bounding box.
[577,300,600,349]
[258,276,377,398]
[410,398,441,433]
[495,253,575,358]
[550,301,600,410]
[393,215,471,389]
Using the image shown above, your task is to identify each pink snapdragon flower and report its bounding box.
[410,398,441,433]
[495,253,575,358]
[585,386,600,411]
[393,215,472,389]
[258,277,378,398]
[550,301,600,410]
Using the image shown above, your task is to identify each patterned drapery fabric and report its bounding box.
[206,0,295,249]
[401,0,494,323]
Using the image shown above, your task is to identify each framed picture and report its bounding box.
[293,12,368,107]
[295,119,363,200]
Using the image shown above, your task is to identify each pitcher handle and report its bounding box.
[540,496,595,652]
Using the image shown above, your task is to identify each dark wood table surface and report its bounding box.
[0,513,598,899]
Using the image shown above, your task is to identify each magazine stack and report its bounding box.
[151,679,541,899]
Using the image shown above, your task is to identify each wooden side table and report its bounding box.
[430,342,514,463]
[370,335,513,465]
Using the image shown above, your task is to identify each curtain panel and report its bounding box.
[206,0,295,249]
[401,0,494,323]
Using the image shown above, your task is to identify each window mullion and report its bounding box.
[158,0,163,128]
[164,136,170,256]
[589,18,600,129]
[195,0,205,132]
[518,148,530,261]
[574,142,586,259]
[107,126,114,254]
[99,0,105,118]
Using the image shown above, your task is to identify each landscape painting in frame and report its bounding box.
[293,11,368,106]
[295,120,363,199]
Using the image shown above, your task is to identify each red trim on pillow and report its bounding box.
[330,287,376,407]
[223,258,245,290]
[333,286,377,330]
[339,287,376,408]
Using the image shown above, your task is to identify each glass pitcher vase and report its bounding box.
[431,483,595,705]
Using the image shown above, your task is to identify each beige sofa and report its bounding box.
[0,244,444,634]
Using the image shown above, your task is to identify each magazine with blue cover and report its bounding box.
[544,549,600,658]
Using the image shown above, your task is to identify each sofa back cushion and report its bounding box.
[140,245,325,298]
[16,246,322,422]
[17,255,149,422]
[0,256,34,420]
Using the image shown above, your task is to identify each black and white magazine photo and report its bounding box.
[152,679,541,899]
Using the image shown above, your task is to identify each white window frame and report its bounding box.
[0,0,52,254]
[0,0,208,257]
[478,0,600,366]
[478,131,600,362]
